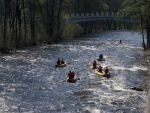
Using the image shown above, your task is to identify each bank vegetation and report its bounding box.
[0,0,125,53]
[0,0,150,52]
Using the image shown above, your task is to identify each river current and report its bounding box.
[0,31,148,113]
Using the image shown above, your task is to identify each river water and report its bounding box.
[0,31,148,113]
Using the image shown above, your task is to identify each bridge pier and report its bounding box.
[81,13,84,17]
[96,12,99,16]
[86,13,89,16]
[76,13,79,17]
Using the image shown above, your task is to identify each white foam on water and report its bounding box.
[129,65,147,71]
[0,97,9,112]
[124,45,142,49]
[84,106,101,113]
[80,46,97,50]
[16,50,28,53]
[111,65,147,71]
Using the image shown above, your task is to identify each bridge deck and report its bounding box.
[66,12,139,24]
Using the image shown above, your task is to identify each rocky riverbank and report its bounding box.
[146,50,150,113]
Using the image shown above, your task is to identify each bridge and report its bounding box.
[66,12,139,24]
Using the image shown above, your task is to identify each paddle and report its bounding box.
[130,87,143,91]
[67,62,71,65]
[111,75,115,77]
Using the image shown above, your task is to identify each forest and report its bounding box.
[0,0,150,53]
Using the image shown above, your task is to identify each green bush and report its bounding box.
[62,24,83,39]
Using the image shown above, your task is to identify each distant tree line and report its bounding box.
[0,0,149,53]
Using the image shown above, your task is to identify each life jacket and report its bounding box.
[68,72,74,78]
[98,67,103,73]
[61,60,65,64]
[68,72,72,78]
[71,72,75,78]
[57,60,61,65]
[99,55,103,59]
[104,68,109,74]
[93,62,97,68]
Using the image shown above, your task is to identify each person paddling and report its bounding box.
[119,39,122,44]
[97,65,103,73]
[57,59,61,65]
[67,70,75,79]
[99,54,103,60]
[71,70,75,76]
[61,58,65,64]
[92,60,97,69]
[104,67,109,74]
[66,70,78,83]
[67,71,72,79]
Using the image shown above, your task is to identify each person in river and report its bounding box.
[119,39,122,44]
[61,58,65,64]
[99,54,103,60]
[104,67,109,74]
[97,65,103,73]
[92,60,97,69]
[67,70,75,79]
[66,71,72,79]
[71,70,75,77]
[57,59,61,65]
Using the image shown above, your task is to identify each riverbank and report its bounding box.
[146,50,150,113]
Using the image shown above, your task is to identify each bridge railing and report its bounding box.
[66,12,139,24]
[67,12,119,18]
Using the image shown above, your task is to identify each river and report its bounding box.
[0,31,148,113]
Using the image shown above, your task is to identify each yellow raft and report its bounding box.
[95,71,110,78]
[97,58,105,61]
[55,63,66,68]
[66,76,77,83]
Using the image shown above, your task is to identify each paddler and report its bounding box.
[92,60,97,69]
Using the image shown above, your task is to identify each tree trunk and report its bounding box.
[15,0,22,48]
[146,16,150,49]
[46,0,55,44]
[3,0,8,51]
[56,1,63,42]
[141,16,147,50]
[30,0,36,45]
[146,26,150,49]
[18,0,22,47]
[49,0,55,44]
[22,0,27,45]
